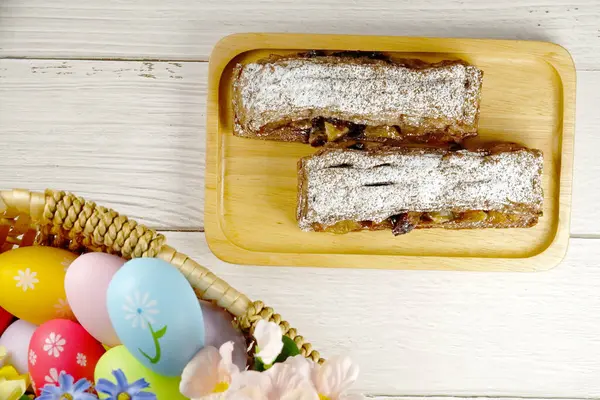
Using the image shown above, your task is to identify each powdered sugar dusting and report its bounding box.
[235,57,482,132]
[299,148,543,229]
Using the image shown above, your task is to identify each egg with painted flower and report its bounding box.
[106,258,205,376]
[28,319,105,395]
[0,246,78,325]
[94,345,186,400]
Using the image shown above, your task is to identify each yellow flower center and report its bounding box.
[213,381,229,393]
[117,393,132,400]
[59,395,73,400]
[319,395,331,400]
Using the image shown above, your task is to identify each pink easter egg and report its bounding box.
[200,301,247,369]
[29,319,105,395]
[0,319,37,373]
[65,253,125,347]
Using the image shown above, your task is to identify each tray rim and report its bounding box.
[205,33,575,271]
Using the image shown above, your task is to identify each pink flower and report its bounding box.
[229,356,317,400]
[312,356,362,400]
[180,342,239,399]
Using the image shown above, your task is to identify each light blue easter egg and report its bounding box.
[106,258,205,376]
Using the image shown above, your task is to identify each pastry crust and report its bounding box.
[233,52,483,145]
[297,143,543,235]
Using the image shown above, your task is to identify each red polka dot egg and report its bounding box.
[28,319,106,395]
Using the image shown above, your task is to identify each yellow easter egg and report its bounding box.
[95,345,186,400]
[0,246,78,325]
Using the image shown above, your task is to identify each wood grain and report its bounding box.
[165,231,600,397]
[1,0,600,69]
[1,58,598,235]
[571,71,600,236]
[0,59,207,229]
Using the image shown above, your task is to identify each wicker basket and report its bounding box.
[0,189,322,367]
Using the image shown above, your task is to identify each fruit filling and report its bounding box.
[311,210,538,235]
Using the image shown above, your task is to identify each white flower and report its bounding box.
[29,349,37,366]
[53,298,74,319]
[44,368,66,385]
[13,268,39,292]
[123,291,159,329]
[254,320,284,366]
[180,341,239,399]
[76,352,87,367]
[43,332,66,358]
[312,356,362,400]
[230,356,318,400]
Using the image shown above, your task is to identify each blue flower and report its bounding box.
[96,369,157,400]
[37,372,98,400]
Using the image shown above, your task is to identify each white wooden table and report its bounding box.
[1,1,599,398]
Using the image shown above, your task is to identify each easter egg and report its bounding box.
[0,246,78,324]
[0,307,13,336]
[28,319,105,395]
[107,258,205,376]
[200,301,247,369]
[65,253,125,347]
[95,345,186,400]
[0,320,37,373]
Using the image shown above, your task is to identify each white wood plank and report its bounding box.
[0,59,206,229]
[165,232,600,397]
[571,71,600,236]
[1,0,600,69]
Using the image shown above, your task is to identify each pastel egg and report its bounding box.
[0,320,37,373]
[0,246,78,325]
[107,258,205,376]
[65,253,125,347]
[28,319,105,395]
[200,301,247,369]
[0,307,13,336]
[95,345,186,400]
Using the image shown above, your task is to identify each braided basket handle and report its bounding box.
[0,189,323,363]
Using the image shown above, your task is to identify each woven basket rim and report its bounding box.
[0,188,322,364]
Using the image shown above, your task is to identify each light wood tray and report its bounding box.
[205,33,575,271]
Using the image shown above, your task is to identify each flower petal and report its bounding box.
[227,385,268,400]
[73,377,92,393]
[132,391,158,399]
[280,385,319,400]
[78,394,102,400]
[180,346,221,398]
[96,378,118,395]
[58,372,74,392]
[282,355,313,380]
[229,370,270,393]
[253,320,283,365]
[312,355,359,398]
[40,384,62,395]
[218,341,240,379]
[126,378,151,394]
[36,394,56,400]
[112,368,129,390]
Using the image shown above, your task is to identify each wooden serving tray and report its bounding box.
[205,33,575,271]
